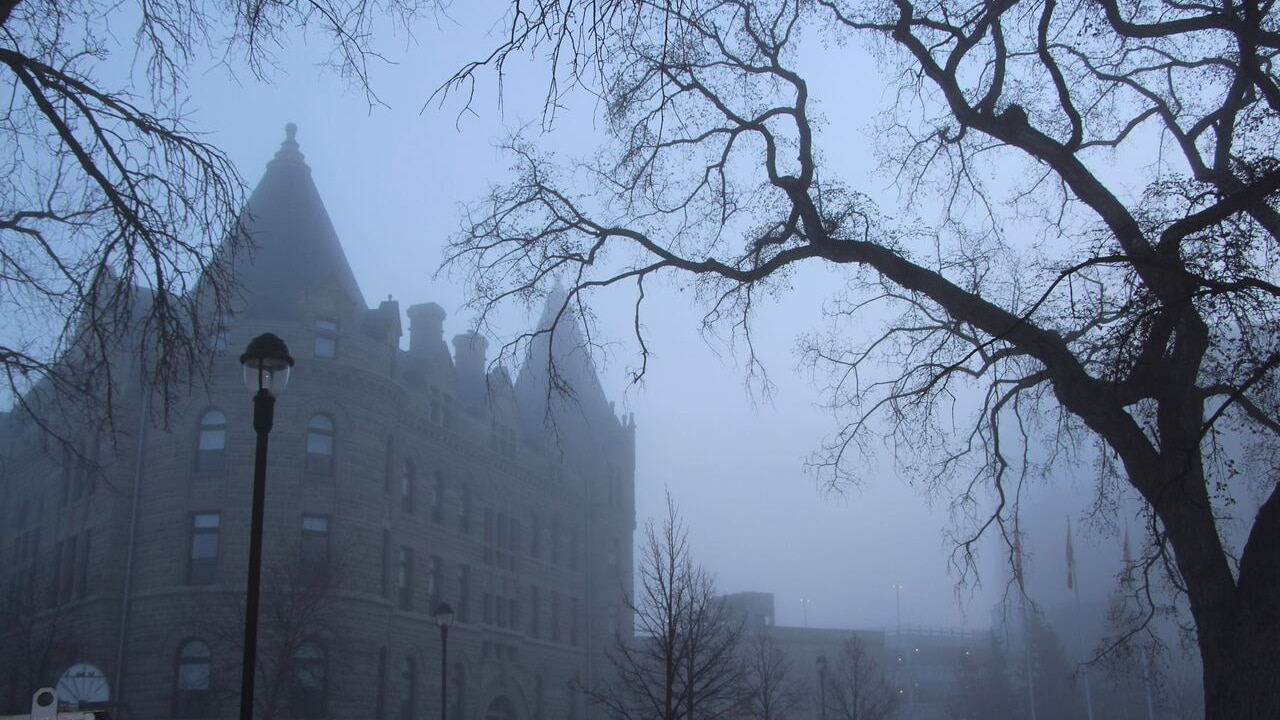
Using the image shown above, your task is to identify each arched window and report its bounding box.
[305,414,334,475]
[173,639,211,718]
[290,642,327,718]
[196,410,226,472]
[401,460,415,514]
[399,656,416,720]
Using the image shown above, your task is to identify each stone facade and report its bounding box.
[0,125,636,720]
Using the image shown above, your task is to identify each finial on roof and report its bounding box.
[270,122,307,168]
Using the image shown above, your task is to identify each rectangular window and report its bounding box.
[76,530,91,598]
[428,555,442,607]
[398,547,413,611]
[188,512,221,585]
[381,530,391,599]
[401,462,415,515]
[608,605,620,638]
[301,515,330,587]
[570,597,581,646]
[551,592,561,643]
[551,520,561,565]
[530,515,541,559]
[457,564,471,623]
[431,472,445,524]
[459,484,472,533]
[48,540,62,605]
[314,318,338,358]
[59,537,75,603]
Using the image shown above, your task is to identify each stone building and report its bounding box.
[0,125,637,720]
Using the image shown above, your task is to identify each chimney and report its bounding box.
[452,332,489,411]
[407,303,447,357]
[452,332,488,379]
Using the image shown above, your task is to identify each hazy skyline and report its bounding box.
[171,2,1136,633]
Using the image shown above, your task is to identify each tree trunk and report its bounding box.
[1202,613,1280,720]
[1202,489,1280,720]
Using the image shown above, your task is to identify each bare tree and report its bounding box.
[196,545,354,720]
[823,637,895,720]
[740,631,806,720]
[444,1,1280,717]
[0,0,434,441]
[0,575,77,714]
[584,493,744,720]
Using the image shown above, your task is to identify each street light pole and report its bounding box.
[238,334,294,720]
[816,655,827,720]
[892,583,903,637]
[435,601,455,720]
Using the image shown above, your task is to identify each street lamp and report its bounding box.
[238,333,294,720]
[435,601,455,720]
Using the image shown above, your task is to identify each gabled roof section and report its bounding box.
[231,124,366,321]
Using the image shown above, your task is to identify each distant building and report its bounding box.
[0,125,636,720]
[720,593,988,720]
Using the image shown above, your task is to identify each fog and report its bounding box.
[176,2,1141,635]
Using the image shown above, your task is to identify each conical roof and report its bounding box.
[514,292,615,440]
[231,124,366,320]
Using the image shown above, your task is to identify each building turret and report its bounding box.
[230,123,366,324]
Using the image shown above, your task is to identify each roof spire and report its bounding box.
[270,122,307,168]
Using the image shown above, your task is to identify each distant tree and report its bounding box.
[583,493,744,720]
[0,0,434,440]
[1014,614,1083,720]
[739,631,806,720]
[948,632,1017,720]
[445,1,1280,718]
[821,636,895,720]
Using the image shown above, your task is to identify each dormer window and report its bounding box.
[314,318,338,359]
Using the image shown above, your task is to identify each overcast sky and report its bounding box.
[174,1,1140,632]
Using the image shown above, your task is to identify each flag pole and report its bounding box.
[1016,530,1038,720]
[1068,517,1095,720]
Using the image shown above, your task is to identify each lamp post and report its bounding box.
[238,333,294,720]
[435,601,455,720]
[816,655,827,720]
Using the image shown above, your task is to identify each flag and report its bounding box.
[1066,517,1076,590]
